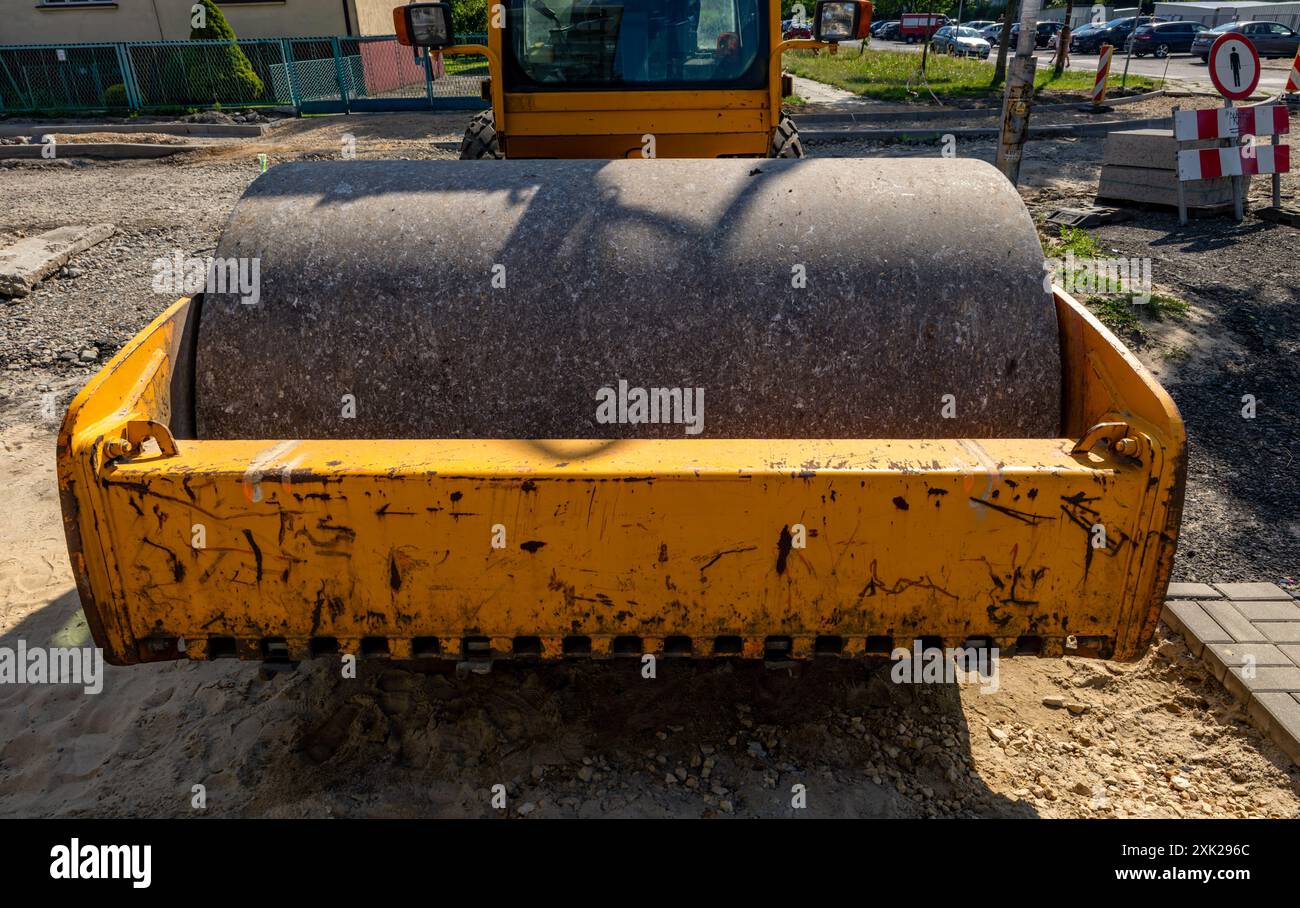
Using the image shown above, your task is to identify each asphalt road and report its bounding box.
[874,39,1296,93]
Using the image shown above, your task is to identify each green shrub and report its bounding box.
[188,0,265,103]
[103,82,129,112]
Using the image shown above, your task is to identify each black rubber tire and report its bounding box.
[1154,43,1170,58]
[768,115,804,158]
[459,109,502,160]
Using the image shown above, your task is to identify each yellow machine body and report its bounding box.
[443,0,833,158]
[57,289,1184,665]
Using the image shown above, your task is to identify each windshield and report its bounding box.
[507,0,767,90]
[1210,21,1243,33]
[953,27,982,38]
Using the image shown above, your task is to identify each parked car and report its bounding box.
[1192,20,1300,62]
[871,19,899,37]
[979,22,1007,43]
[783,23,813,40]
[899,12,950,44]
[1249,20,1300,57]
[930,25,993,58]
[961,20,997,32]
[977,20,1055,46]
[1061,22,1100,45]
[876,20,902,41]
[1130,20,1207,57]
[1048,24,1084,51]
[1071,16,1167,53]
[1032,22,1064,47]
[977,20,1055,47]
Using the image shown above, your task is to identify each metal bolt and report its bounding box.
[1114,437,1139,456]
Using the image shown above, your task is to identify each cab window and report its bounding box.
[506,0,768,90]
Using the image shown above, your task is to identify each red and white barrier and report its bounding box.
[1174,104,1290,141]
[1287,46,1299,94]
[1091,44,1113,105]
[1178,144,1291,180]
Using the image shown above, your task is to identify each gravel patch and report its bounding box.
[0,115,1297,817]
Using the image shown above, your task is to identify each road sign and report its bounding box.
[1208,32,1260,101]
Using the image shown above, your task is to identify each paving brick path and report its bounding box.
[1163,582,1300,765]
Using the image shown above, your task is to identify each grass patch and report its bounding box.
[443,55,488,76]
[1042,226,1188,342]
[784,48,1154,103]
[1049,225,1103,259]
[1087,292,1187,340]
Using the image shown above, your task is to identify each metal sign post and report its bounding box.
[1227,98,1244,220]
[1120,15,1139,91]
[1173,104,1188,225]
[1207,32,1261,221]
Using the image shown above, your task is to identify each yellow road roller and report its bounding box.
[56,1,1184,666]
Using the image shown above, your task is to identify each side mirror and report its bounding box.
[813,1,873,43]
[393,2,454,49]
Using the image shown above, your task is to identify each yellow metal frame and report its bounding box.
[58,288,1184,665]
[441,4,843,157]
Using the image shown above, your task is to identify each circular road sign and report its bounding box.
[1208,32,1260,101]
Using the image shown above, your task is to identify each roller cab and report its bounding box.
[393,0,873,159]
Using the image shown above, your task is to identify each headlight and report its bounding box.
[815,2,859,42]
[410,4,450,46]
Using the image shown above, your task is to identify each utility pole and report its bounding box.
[996,0,1040,184]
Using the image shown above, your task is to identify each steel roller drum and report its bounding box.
[194,157,1060,440]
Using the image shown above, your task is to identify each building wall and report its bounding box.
[1153,1,1300,24]
[0,0,360,46]
[352,0,400,35]
[1159,0,1300,14]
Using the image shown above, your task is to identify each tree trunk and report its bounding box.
[992,0,1017,87]
[1054,0,1074,76]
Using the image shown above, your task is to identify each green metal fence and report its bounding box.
[0,35,488,115]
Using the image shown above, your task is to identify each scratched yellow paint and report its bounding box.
[57,290,1184,666]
